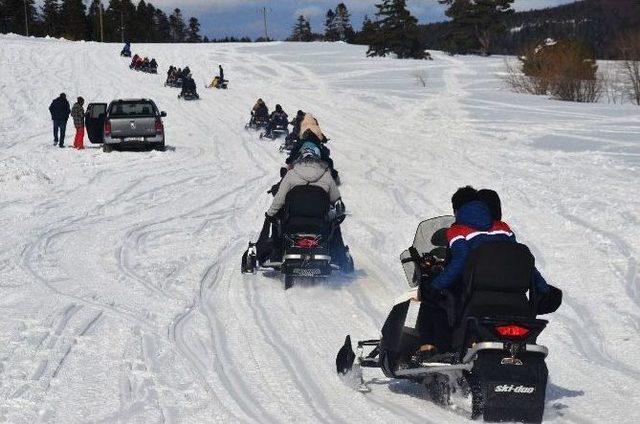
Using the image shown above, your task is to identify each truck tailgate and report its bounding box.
[110,117,157,138]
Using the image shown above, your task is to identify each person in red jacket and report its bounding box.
[71,97,85,150]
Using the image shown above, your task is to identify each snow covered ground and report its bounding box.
[1,34,639,423]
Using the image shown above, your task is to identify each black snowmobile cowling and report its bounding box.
[336,216,562,423]
[241,184,354,289]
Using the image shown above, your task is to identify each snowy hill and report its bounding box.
[1,34,639,423]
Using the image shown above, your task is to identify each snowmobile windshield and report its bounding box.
[400,215,454,287]
[109,101,157,118]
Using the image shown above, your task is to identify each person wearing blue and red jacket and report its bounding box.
[422,187,550,296]
[414,186,551,362]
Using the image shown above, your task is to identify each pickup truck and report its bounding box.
[84,99,167,152]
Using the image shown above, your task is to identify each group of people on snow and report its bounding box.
[49,93,86,149]
[166,65,190,85]
[130,54,158,72]
[249,102,350,270]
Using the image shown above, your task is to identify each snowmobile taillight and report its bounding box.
[495,324,530,339]
[155,119,164,134]
[104,120,111,136]
[295,237,319,249]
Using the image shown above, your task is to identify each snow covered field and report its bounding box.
[1,35,639,423]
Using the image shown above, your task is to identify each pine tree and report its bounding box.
[60,0,87,40]
[289,15,312,42]
[41,0,60,37]
[186,17,202,42]
[132,0,155,42]
[439,0,515,55]
[368,0,425,59]
[152,8,171,42]
[334,3,354,42]
[169,8,186,42]
[324,9,338,41]
[2,0,37,35]
[353,15,377,45]
[86,0,104,41]
[104,0,133,42]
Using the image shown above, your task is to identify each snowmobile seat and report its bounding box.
[461,242,535,319]
[283,185,330,235]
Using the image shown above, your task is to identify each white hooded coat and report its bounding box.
[266,159,340,217]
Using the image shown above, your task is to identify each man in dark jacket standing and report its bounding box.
[49,93,70,147]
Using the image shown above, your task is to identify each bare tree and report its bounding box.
[618,32,640,105]
[412,69,428,87]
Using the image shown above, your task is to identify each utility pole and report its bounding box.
[259,7,270,41]
[120,9,125,43]
[23,0,29,37]
[99,2,104,42]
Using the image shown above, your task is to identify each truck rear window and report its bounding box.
[109,101,156,117]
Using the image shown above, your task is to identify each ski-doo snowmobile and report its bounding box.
[241,184,354,289]
[141,66,158,74]
[245,115,269,131]
[165,78,183,88]
[209,77,228,89]
[178,90,200,100]
[260,122,290,140]
[336,216,561,423]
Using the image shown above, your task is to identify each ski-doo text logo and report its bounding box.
[494,385,535,394]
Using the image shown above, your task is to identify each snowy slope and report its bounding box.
[1,34,639,423]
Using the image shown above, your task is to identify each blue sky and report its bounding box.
[148,0,579,39]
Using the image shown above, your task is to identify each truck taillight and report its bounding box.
[104,120,111,136]
[495,324,530,339]
[155,119,163,134]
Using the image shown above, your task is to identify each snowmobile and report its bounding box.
[336,216,561,423]
[178,90,200,100]
[245,115,269,131]
[207,77,228,89]
[165,78,183,88]
[140,65,158,74]
[278,134,296,153]
[241,184,354,290]
[260,122,290,140]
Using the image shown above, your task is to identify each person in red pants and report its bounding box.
[70,97,85,149]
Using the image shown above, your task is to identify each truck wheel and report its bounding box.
[103,144,112,153]
[155,142,166,152]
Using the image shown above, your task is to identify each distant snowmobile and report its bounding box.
[178,90,200,100]
[336,216,562,423]
[260,122,289,140]
[245,115,269,131]
[206,76,228,89]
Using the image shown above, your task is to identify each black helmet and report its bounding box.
[275,104,282,112]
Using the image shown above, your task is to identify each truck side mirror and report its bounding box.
[160,111,167,117]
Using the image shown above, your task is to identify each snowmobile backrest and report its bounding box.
[284,185,330,219]
[461,242,535,318]
[464,242,534,294]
